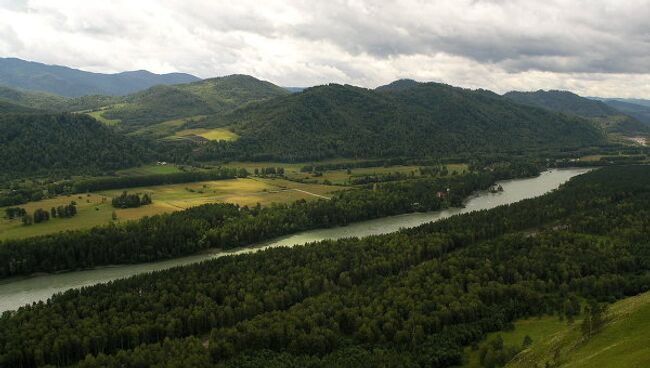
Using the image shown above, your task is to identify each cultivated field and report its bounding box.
[171,127,239,141]
[0,178,341,240]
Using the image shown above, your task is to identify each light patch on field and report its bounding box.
[86,109,121,126]
[172,127,239,141]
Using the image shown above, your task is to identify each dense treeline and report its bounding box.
[0,166,648,367]
[72,168,247,192]
[0,167,529,278]
[0,113,152,180]
[111,191,152,208]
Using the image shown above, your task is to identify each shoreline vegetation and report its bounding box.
[0,163,538,279]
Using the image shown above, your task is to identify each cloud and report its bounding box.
[0,0,648,98]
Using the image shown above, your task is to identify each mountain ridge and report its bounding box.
[0,57,200,97]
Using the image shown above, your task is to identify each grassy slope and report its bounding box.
[504,291,650,368]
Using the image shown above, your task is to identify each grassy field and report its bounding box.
[462,315,570,367]
[507,291,650,368]
[129,115,207,138]
[0,178,342,240]
[222,161,469,185]
[170,127,239,141]
[86,109,121,126]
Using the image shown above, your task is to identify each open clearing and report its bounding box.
[86,109,121,126]
[0,178,342,241]
[171,127,239,141]
[129,115,207,138]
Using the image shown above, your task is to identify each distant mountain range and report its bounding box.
[589,97,650,126]
[0,57,200,97]
[504,90,650,136]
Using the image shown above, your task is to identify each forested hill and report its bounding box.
[199,82,604,161]
[598,98,650,125]
[0,99,39,113]
[504,90,650,136]
[96,74,290,127]
[0,57,199,97]
[503,90,620,117]
[0,113,151,179]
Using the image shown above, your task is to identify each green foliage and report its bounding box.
[111,191,151,208]
[0,113,152,180]
[198,82,604,161]
[0,166,649,367]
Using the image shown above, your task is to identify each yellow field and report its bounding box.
[0,178,341,240]
[172,127,239,141]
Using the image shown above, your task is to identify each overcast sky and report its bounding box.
[1,0,649,97]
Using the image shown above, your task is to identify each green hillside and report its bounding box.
[0,113,152,180]
[98,74,289,128]
[0,99,39,113]
[504,90,650,136]
[599,99,650,125]
[508,291,650,368]
[0,84,119,112]
[197,82,605,161]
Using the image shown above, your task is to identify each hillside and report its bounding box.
[598,99,650,125]
[503,90,619,117]
[0,99,39,113]
[198,82,604,161]
[0,113,152,179]
[0,57,199,97]
[97,74,289,128]
[504,90,650,136]
[508,291,650,368]
[0,84,119,112]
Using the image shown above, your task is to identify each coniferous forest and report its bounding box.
[1,166,649,367]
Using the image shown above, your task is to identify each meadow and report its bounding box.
[0,178,341,240]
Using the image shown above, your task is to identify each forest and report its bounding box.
[0,164,533,278]
[0,165,648,367]
[193,82,605,162]
[0,113,152,180]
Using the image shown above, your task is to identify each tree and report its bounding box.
[522,335,533,348]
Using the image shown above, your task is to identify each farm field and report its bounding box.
[170,127,239,141]
[0,178,342,241]
[115,163,194,176]
[222,161,469,185]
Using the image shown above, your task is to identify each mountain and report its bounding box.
[96,74,290,128]
[503,90,620,117]
[596,99,650,125]
[198,82,604,161]
[375,78,420,91]
[0,57,199,97]
[0,113,152,179]
[504,90,650,136]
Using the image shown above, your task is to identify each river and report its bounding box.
[0,167,592,313]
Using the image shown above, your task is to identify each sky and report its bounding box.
[0,0,649,98]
